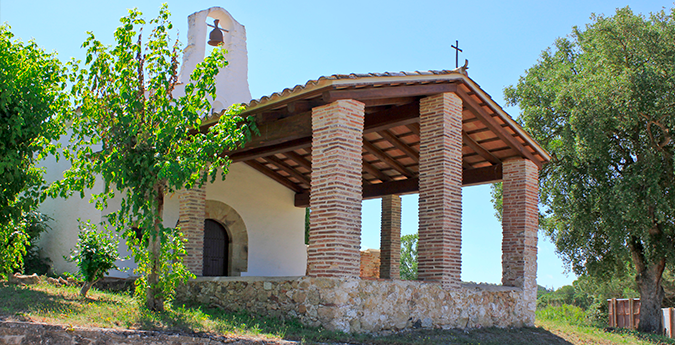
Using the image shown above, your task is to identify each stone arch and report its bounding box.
[205,200,248,276]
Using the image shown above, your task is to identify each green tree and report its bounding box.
[0,25,69,279]
[68,222,119,297]
[503,7,675,332]
[400,233,418,280]
[51,6,255,311]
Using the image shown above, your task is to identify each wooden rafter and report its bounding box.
[462,131,500,165]
[362,139,413,178]
[230,138,312,162]
[264,155,311,186]
[245,160,304,193]
[283,151,312,171]
[363,160,392,182]
[379,130,419,162]
[456,88,541,168]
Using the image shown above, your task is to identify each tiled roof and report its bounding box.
[246,69,466,109]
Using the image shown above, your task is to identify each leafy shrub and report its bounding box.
[21,211,52,275]
[400,233,418,280]
[68,222,119,297]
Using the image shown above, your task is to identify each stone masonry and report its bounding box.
[379,194,401,279]
[501,158,539,325]
[180,186,207,276]
[417,93,463,289]
[307,99,365,278]
[177,277,528,333]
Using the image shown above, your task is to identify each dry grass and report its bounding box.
[2,281,675,344]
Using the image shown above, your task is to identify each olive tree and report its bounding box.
[51,5,255,311]
[503,7,675,332]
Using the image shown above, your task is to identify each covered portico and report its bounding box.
[178,69,550,332]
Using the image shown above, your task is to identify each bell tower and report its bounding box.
[178,7,252,112]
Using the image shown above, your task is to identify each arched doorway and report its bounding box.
[203,219,230,276]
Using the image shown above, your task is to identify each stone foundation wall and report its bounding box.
[176,277,529,333]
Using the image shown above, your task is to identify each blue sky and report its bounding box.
[1,0,669,288]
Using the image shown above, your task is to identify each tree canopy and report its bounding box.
[503,6,675,332]
[0,25,69,278]
[50,5,255,310]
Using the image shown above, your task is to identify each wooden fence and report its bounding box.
[607,298,640,330]
[664,308,675,338]
[608,298,675,339]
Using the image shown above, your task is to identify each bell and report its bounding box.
[208,19,224,46]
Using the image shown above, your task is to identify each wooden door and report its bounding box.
[203,219,229,276]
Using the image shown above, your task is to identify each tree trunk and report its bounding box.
[634,254,666,333]
[146,185,165,311]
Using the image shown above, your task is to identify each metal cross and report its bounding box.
[451,40,462,68]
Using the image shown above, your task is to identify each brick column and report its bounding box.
[417,92,463,289]
[179,185,206,276]
[379,194,401,279]
[502,158,539,325]
[307,99,365,278]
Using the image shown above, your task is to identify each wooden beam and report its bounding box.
[229,137,312,162]
[462,131,500,165]
[406,122,420,136]
[245,160,304,193]
[361,97,418,107]
[294,178,419,207]
[323,83,458,103]
[362,139,413,178]
[264,155,311,186]
[228,102,420,161]
[462,164,503,186]
[363,178,418,199]
[293,164,503,207]
[283,151,312,171]
[245,111,312,151]
[455,88,541,168]
[363,101,420,134]
[363,160,392,182]
[379,130,419,162]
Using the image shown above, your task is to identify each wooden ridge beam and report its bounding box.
[456,88,541,168]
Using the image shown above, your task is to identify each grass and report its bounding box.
[536,305,675,345]
[2,281,675,344]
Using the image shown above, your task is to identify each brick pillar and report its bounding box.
[380,194,401,279]
[417,92,463,289]
[307,99,365,278]
[179,186,206,276]
[502,158,539,325]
